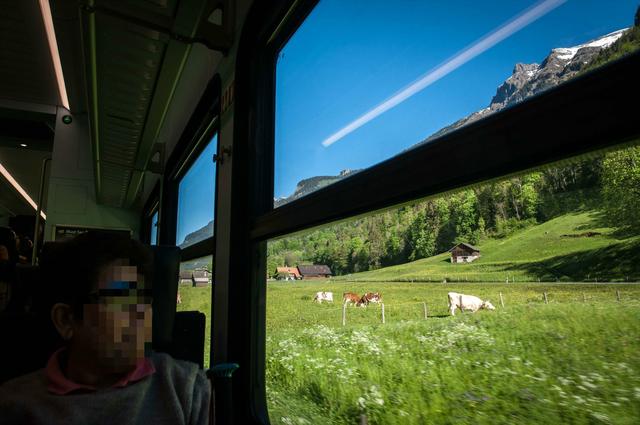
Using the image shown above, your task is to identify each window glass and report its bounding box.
[177,255,213,368]
[150,210,158,246]
[176,134,217,248]
[274,0,639,207]
[267,142,640,423]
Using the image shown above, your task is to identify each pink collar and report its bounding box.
[45,348,156,395]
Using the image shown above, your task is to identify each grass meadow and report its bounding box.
[342,212,640,283]
[180,281,640,424]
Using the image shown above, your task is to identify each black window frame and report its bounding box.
[140,181,161,245]
[229,1,640,423]
[159,75,221,262]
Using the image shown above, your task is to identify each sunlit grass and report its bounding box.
[175,280,640,424]
[266,281,640,424]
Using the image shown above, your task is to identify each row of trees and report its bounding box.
[267,146,640,277]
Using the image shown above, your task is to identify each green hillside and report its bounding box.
[336,211,640,282]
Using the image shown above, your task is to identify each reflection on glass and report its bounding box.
[267,142,640,423]
[150,210,158,246]
[177,255,213,369]
[177,135,217,248]
[274,0,638,207]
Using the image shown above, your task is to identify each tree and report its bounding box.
[601,146,640,230]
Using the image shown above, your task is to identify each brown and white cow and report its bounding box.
[448,292,495,316]
[343,292,361,306]
[359,292,382,306]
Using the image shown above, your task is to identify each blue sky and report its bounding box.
[274,0,638,199]
[176,135,217,245]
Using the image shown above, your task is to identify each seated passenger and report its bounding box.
[0,227,17,263]
[16,234,33,264]
[0,232,210,424]
[0,227,17,312]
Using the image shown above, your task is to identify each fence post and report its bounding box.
[360,414,368,425]
[616,290,621,302]
[583,292,587,303]
[381,303,385,324]
[499,292,504,308]
[342,303,346,326]
[423,302,428,319]
[543,292,548,304]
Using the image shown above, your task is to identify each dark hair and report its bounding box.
[41,231,153,319]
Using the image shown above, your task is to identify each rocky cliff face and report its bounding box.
[180,220,213,248]
[420,28,627,144]
[274,169,360,207]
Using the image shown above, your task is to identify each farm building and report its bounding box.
[179,268,212,286]
[297,264,332,279]
[275,267,301,280]
[179,270,193,285]
[449,242,481,263]
[193,269,212,286]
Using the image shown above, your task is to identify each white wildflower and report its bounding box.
[590,412,611,424]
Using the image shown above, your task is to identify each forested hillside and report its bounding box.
[267,17,640,278]
[268,148,639,278]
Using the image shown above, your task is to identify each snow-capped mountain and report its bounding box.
[421,28,627,144]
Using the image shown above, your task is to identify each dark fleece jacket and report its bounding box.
[0,352,210,425]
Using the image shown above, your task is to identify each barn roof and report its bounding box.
[297,264,332,275]
[179,270,192,279]
[448,242,480,252]
[275,267,300,277]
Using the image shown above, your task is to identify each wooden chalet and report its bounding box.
[179,268,212,286]
[179,270,193,285]
[193,269,212,286]
[274,267,301,280]
[449,242,481,263]
[297,264,332,279]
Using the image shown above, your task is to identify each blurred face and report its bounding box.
[76,260,152,373]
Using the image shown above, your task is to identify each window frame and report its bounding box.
[140,181,160,245]
[159,75,221,262]
[228,1,640,423]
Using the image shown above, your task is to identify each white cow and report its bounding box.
[448,292,495,316]
[313,291,334,303]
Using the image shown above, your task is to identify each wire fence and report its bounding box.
[283,286,640,328]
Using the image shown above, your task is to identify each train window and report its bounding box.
[274,0,638,207]
[177,255,213,369]
[150,210,159,246]
[231,1,640,423]
[176,134,218,248]
[266,142,640,423]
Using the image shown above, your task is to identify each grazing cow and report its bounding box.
[313,291,333,303]
[343,292,361,306]
[359,292,382,306]
[448,292,495,316]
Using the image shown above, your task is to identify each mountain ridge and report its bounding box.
[417,28,627,145]
[182,27,631,246]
